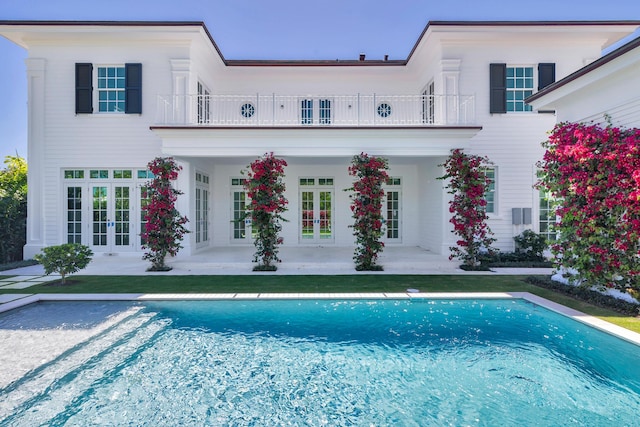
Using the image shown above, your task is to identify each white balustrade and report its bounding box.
[155,94,476,127]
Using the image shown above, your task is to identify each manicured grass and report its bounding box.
[1,274,543,294]
[1,274,638,334]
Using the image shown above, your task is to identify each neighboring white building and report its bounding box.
[1,20,638,259]
[527,34,640,127]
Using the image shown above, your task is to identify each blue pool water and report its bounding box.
[1,298,639,426]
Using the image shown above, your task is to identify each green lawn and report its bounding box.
[0,273,638,333]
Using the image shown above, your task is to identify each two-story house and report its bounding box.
[1,20,638,260]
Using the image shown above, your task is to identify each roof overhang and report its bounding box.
[3,20,639,66]
[149,126,482,158]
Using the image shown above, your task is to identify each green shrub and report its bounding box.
[526,276,640,316]
[34,243,93,284]
[477,248,553,268]
[513,230,547,261]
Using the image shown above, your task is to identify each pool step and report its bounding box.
[0,309,169,425]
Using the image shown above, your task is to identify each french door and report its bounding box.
[90,184,135,252]
[300,185,333,243]
[383,178,402,242]
[300,98,332,125]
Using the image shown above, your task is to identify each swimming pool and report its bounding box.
[0,296,639,425]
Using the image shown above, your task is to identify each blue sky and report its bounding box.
[1,0,640,160]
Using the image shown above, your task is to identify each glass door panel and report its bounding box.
[92,186,108,248]
[319,191,332,240]
[66,186,83,244]
[114,186,130,246]
[386,191,399,239]
[301,191,314,240]
[232,190,253,241]
[384,190,401,242]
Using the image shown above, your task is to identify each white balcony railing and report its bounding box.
[155,94,476,127]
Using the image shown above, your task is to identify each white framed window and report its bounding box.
[377,102,392,118]
[422,81,435,124]
[97,66,126,113]
[539,190,557,242]
[231,178,253,241]
[483,167,496,214]
[506,66,534,112]
[384,177,402,241]
[240,102,255,118]
[195,172,210,244]
[197,82,211,124]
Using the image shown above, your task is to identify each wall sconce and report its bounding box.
[280,104,284,109]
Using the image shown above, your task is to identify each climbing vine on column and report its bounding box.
[141,157,189,271]
[438,149,496,268]
[242,152,288,271]
[348,153,389,271]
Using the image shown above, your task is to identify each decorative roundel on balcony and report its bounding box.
[377,102,392,118]
[240,103,255,118]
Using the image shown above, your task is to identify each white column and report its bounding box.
[23,58,46,259]
[174,159,193,256]
[440,59,461,125]
[170,59,191,124]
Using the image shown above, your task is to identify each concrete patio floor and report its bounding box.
[2,246,554,276]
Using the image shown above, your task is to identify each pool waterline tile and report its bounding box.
[2,292,639,347]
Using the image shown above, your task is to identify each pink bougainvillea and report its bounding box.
[438,149,496,267]
[141,157,189,271]
[348,153,389,271]
[242,152,288,270]
[537,122,640,290]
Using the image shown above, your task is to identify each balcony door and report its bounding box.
[300,98,331,125]
[300,178,334,243]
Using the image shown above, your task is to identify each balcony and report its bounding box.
[155,94,476,127]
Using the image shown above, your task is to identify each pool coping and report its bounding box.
[2,292,639,346]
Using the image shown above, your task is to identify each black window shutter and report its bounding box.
[489,63,506,114]
[125,63,142,114]
[75,63,93,114]
[538,63,556,90]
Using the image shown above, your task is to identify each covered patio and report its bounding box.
[5,246,552,276]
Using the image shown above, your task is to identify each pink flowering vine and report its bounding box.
[242,152,288,270]
[348,153,389,271]
[438,149,496,267]
[141,157,189,271]
[537,122,640,290]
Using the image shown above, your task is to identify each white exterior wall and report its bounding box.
[3,21,638,259]
[436,35,606,252]
[22,38,188,257]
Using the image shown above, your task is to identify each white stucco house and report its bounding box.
[1,20,639,260]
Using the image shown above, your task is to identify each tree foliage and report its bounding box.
[347,153,389,271]
[141,157,189,271]
[0,155,27,263]
[537,122,640,291]
[34,243,93,284]
[242,152,288,270]
[438,149,496,267]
